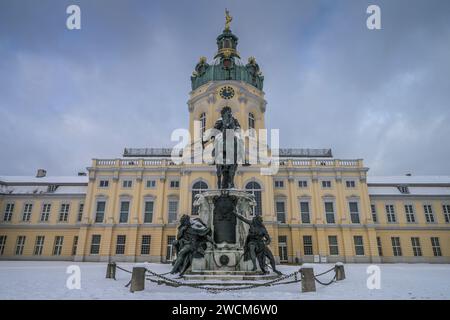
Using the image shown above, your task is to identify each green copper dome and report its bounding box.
[191,28,264,91]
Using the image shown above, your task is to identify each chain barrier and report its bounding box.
[312,266,336,286]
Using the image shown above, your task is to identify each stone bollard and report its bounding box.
[300,267,316,293]
[106,262,116,279]
[335,262,345,281]
[130,267,146,293]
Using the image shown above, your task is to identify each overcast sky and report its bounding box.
[0,0,449,177]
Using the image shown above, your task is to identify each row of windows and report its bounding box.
[273,179,357,189]
[3,202,84,223]
[198,112,256,134]
[0,235,78,256]
[273,235,443,259]
[89,234,152,255]
[371,203,450,224]
[98,179,179,189]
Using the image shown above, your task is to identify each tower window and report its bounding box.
[248,112,255,129]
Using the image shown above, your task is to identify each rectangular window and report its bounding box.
[95,201,106,223]
[146,180,156,188]
[59,203,70,222]
[168,200,178,223]
[22,203,33,222]
[443,204,450,223]
[115,235,126,255]
[391,237,402,256]
[0,235,7,255]
[385,204,396,223]
[166,235,176,261]
[144,201,154,223]
[321,180,332,188]
[300,201,311,224]
[398,186,409,194]
[411,237,422,257]
[53,236,64,256]
[119,201,130,223]
[404,204,416,223]
[278,236,288,262]
[34,236,45,256]
[77,203,84,222]
[72,236,78,256]
[431,237,442,257]
[15,236,26,255]
[371,204,378,223]
[298,180,308,188]
[170,180,180,188]
[40,203,51,222]
[354,236,364,256]
[325,201,335,224]
[349,201,360,224]
[274,180,284,188]
[4,203,14,222]
[303,236,313,256]
[376,237,383,256]
[276,201,286,223]
[423,205,435,223]
[90,235,101,254]
[141,235,151,255]
[122,180,132,188]
[99,180,109,188]
[345,180,356,188]
[328,235,339,256]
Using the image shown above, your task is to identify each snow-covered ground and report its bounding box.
[0,261,449,300]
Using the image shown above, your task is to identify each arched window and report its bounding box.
[248,112,255,129]
[200,113,206,134]
[245,181,262,216]
[192,181,209,215]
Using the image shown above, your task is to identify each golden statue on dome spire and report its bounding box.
[225,8,232,31]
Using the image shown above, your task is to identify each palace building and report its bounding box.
[1,18,449,264]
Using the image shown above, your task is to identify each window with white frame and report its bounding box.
[99,180,109,188]
[168,200,178,223]
[353,236,365,256]
[3,203,14,222]
[72,236,78,256]
[245,181,262,216]
[349,201,360,224]
[248,112,255,129]
[345,180,356,188]
[90,235,101,254]
[303,236,313,255]
[371,204,378,223]
[192,181,208,215]
[143,200,154,223]
[298,180,308,188]
[397,185,409,194]
[122,180,132,188]
[431,237,442,257]
[40,203,51,222]
[34,236,45,256]
[276,201,286,223]
[95,201,106,223]
[15,236,26,255]
[274,180,284,188]
[0,235,7,255]
[47,184,58,192]
[278,236,288,262]
[443,204,450,223]
[385,204,396,223]
[141,235,151,255]
[411,237,422,257]
[321,180,332,188]
[170,180,180,188]
[391,237,402,256]
[404,204,415,223]
[53,236,64,256]
[77,203,84,222]
[115,235,126,254]
[22,203,33,222]
[200,112,206,133]
[58,203,70,222]
[166,235,176,261]
[146,179,156,188]
[300,201,311,224]
[324,201,335,224]
[423,204,435,223]
[119,201,130,223]
[328,235,339,255]
[376,237,383,256]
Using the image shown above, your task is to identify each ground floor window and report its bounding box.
[34,236,45,256]
[53,236,64,256]
[391,237,402,256]
[72,236,78,256]
[303,236,313,256]
[353,236,364,256]
[376,237,383,256]
[141,235,151,255]
[90,235,101,254]
[431,237,442,257]
[411,237,422,256]
[15,236,26,255]
[278,236,288,262]
[328,235,339,255]
[166,235,176,262]
[115,235,126,255]
[0,235,6,255]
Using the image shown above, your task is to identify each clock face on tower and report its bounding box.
[219,86,235,100]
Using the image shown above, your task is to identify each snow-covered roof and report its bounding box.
[0,176,88,185]
[368,186,450,196]
[367,176,450,185]
[0,185,87,195]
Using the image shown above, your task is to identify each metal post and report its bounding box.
[300,267,316,292]
[335,263,345,281]
[130,267,146,293]
[106,262,116,279]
